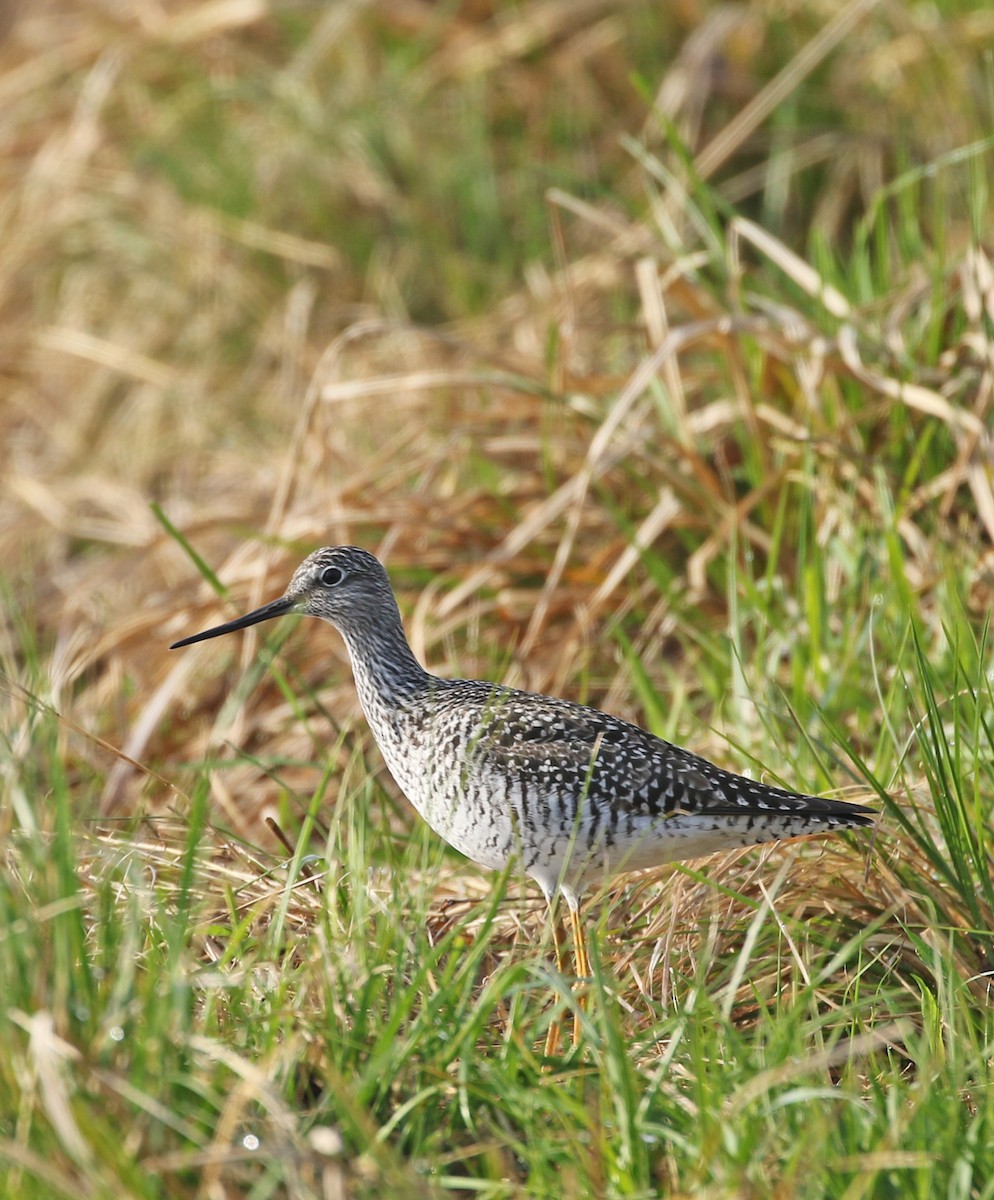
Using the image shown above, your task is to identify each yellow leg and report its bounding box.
[543,905,567,1058]
[551,905,567,975]
[568,903,589,1044]
[543,899,592,1056]
[569,903,590,980]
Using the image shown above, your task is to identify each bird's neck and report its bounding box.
[339,606,432,715]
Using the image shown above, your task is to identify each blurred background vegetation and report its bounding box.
[2,0,994,1196]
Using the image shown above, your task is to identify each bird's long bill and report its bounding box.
[169,595,296,649]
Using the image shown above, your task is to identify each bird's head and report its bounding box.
[170,545,392,648]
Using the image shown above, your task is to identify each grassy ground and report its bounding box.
[2,0,994,1196]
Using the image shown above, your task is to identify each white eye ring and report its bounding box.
[320,566,344,587]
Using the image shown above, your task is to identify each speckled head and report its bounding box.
[169,545,395,648]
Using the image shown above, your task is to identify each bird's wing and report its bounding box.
[444,682,872,824]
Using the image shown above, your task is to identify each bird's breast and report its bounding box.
[363,703,520,871]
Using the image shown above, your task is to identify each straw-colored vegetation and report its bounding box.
[2,0,994,1196]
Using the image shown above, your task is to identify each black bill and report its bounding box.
[170,594,296,649]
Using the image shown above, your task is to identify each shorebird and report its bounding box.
[171,546,873,1051]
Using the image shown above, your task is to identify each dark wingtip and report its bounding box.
[843,809,876,827]
[821,796,876,828]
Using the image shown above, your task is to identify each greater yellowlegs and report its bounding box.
[171,546,874,1047]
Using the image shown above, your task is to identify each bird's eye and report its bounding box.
[320,566,344,587]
